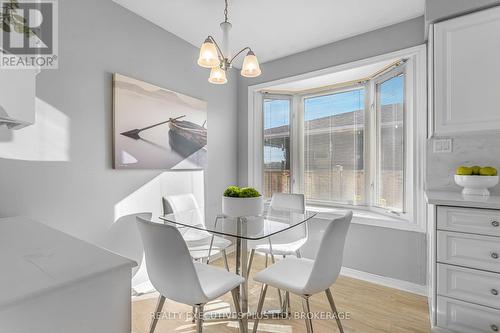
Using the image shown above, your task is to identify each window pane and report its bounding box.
[376,74,405,212]
[303,89,365,204]
[263,98,291,198]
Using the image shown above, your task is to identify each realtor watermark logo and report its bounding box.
[0,0,58,69]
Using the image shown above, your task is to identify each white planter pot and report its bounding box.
[222,196,264,217]
[454,175,499,196]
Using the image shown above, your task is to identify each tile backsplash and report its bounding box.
[427,132,500,195]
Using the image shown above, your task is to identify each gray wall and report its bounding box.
[0,0,238,243]
[425,0,500,194]
[237,17,427,285]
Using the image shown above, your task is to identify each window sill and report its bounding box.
[306,205,425,233]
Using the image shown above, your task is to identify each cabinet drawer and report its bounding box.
[438,206,500,236]
[437,231,500,273]
[437,296,500,333]
[438,263,500,309]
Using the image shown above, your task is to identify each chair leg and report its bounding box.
[296,249,302,258]
[325,288,344,333]
[285,291,291,317]
[192,306,196,323]
[247,249,255,277]
[222,249,230,271]
[301,296,314,333]
[264,253,268,267]
[270,255,283,307]
[231,288,246,333]
[149,295,166,333]
[196,304,204,333]
[252,284,268,333]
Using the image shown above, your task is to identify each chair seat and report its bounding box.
[254,257,314,295]
[254,238,307,256]
[194,262,244,300]
[187,235,232,260]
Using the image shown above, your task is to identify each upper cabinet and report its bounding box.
[433,6,500,135]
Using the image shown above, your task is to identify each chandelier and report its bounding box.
[197,0,261,84]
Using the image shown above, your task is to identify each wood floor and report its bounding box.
[132,254,431,333]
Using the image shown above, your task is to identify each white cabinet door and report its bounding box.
[434,6,500,135]
[437,206,500,237]
[437,263,500,309]
[437,231,500,273]
[437,296,500,333]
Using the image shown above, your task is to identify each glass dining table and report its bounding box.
[160,203,317,331]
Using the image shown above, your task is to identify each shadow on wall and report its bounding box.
[107,170,205,289]
[0,98,70,161]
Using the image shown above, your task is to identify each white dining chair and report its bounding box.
[252,211,352,333]
[136,216,246,333]
[246,193,307,312]
[163,193,231,269]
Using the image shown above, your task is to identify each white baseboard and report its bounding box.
[340,266,428,297]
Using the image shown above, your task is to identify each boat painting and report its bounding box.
[113,74,207,170]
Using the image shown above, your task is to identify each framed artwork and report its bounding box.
[113,73,207,169]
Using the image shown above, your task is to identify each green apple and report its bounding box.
[456,166,473,175]
[470,165,481,175]
[479,166,498,176]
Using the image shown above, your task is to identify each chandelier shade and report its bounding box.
[241,50,261,78]
[197,0,261,84]
[197,38,220,68]
[208,66,227,84]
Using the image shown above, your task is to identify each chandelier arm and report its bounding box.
[228,46,251,65]
[207,35,226,61]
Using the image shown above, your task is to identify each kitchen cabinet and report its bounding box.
[433,6,500,135]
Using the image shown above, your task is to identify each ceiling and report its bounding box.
[113,0,425,65]
[266,58,400,92]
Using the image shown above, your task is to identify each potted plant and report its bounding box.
[222,186,264,217]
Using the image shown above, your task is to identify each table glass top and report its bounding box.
[160,204,317,240]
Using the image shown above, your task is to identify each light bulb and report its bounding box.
[197,38,219,68]
[241,50,261,78]
[208,67,227,84]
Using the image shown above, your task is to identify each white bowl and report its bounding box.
[454,175,499,196]
[222,196,264,217]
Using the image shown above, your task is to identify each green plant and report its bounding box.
[239,187,261,198]
[223,186,261,198]
[223,185,241,197]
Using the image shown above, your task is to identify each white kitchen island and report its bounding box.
[0,217,136,333]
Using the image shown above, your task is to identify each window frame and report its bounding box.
[296,83,368,207]
[262,94,294,197]
[247,45,427,233]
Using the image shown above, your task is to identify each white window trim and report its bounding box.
[248,45,427,233]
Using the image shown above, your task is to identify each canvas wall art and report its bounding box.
[113,74,207,169]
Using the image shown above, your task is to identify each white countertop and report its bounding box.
[0,217,136,309]
[426,190,500,210]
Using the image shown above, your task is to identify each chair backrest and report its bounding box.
[268,193,307,244]
[303,211,352,295]
[103,212,151,277]
[162,193,204,227]
[270,193,305,212]
[136,216,207,305]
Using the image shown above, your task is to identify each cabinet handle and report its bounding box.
[492,324,499,332]
[492,221,500,227]
[492,289,499,296]
[492,253,499,259]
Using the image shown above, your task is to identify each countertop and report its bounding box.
[425,190,500,210]
[0,217,136,309]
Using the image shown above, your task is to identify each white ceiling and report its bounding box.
[267,58,399,92]
[113,0,424,65]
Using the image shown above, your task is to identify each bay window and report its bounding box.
[249,46,426,230]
